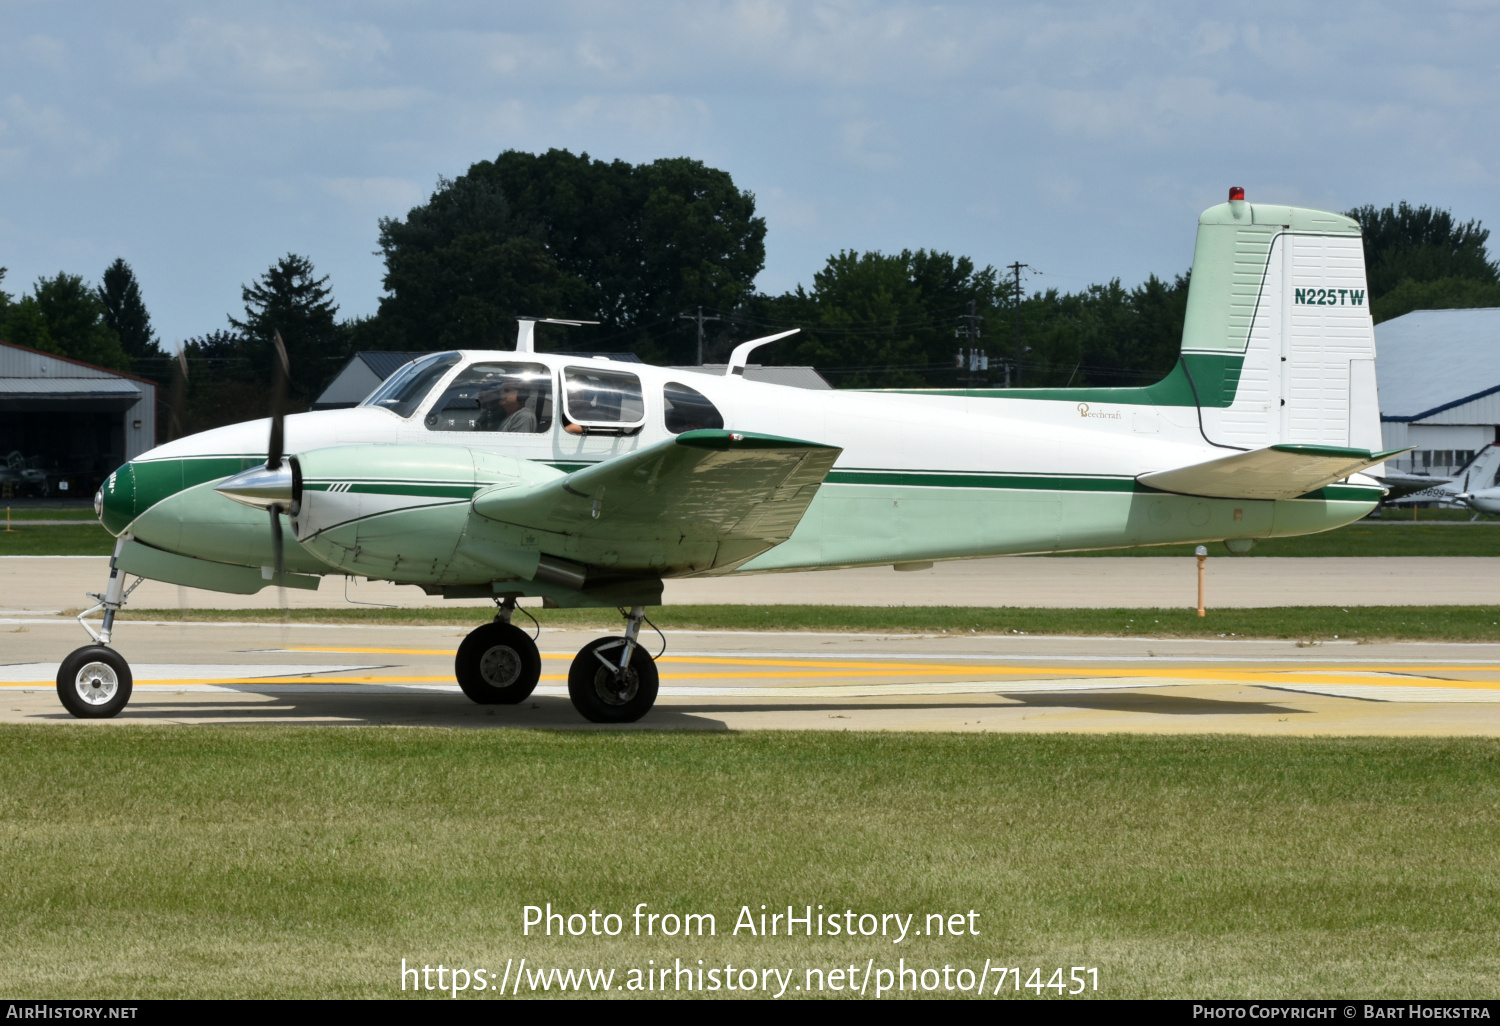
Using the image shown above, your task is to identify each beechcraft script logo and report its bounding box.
[1077,403,1121,420]
[1294,287,1365,307]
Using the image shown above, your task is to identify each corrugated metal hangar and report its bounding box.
[0,341,157,500]
[1377,308,1500,484]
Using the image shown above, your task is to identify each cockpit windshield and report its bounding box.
[361,352,462,419]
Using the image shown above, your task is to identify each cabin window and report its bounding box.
[424,363,553,433]
[662,381,724,434]
[362,352,461,419]
[563,366,645,429]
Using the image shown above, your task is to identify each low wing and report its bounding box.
[1138,444,1410,500]
[471,429,841,571]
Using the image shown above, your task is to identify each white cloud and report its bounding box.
[119,16,390,91]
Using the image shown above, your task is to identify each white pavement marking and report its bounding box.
[0,663,384,684]
[1261,684,1500,703]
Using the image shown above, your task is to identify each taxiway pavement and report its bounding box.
[6,616,1500,734]
[2,555,1498,612]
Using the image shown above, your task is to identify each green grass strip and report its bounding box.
[0,523,116,555]
[113,603,1500,641]
[0,727,1497,998]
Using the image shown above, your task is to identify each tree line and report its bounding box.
[4,148,1499,435]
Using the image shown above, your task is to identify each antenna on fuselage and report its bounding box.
[515,317,600,353]
[724,329,800,377]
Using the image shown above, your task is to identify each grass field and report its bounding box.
[0,523,115,555]
[7,517,1500,557]
[1,727,1496,999]
[117,603,1500,642]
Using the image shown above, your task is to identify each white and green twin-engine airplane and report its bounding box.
[66,189,1401,722]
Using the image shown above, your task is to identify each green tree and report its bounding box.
[30,272,129,370]
[1,296,59,355]
[752,249,998,387]
[1370,277,1500,324]
[375,174,581,352]
[1345,202,1499,300]
[373,149,767,362]
[97,259,162,362]
[175,329,265,435]
[228,254,348,406]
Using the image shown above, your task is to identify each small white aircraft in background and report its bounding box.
[1390,443,1500,515]
[75,188,1404,724]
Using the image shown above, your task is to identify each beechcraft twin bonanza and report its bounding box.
[64,189,1404,722]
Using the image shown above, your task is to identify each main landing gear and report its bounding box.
[58,540,142,719]
[454,601,660,723]
[455,598,542,705]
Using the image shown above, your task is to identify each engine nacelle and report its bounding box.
[289,444,561,585]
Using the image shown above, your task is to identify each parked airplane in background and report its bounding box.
[1388,443,1500,512]
[66,188,1404,723]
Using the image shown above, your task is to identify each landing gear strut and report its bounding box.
[455,597,542,704]
[567,605,659,723]
[58,538,140,719]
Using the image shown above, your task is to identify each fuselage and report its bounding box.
[97,348,1380,589]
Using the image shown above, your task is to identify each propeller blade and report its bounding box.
[267,330,289,470]
[269,505,284,582]
[167,345,189,442]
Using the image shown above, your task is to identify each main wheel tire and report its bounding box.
[56,646,133,719]
[455,622,541,704]
[567,637,659,724]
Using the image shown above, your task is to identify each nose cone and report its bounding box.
[98,463,137,537]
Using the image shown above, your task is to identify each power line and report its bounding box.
[677,306,722,365]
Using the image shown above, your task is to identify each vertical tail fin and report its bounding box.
[1180,192,1381,458]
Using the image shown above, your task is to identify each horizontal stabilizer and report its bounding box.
[1138,444,1409,501]
[472,429,841,570]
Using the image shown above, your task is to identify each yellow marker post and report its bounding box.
[1195,544,1208,617]
[4,506,9,532]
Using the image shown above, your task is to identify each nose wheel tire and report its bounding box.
[455,622,541,704]
[567,637,659,724]
[56,646,133,719]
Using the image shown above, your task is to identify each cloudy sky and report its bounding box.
[3,1,1499,346]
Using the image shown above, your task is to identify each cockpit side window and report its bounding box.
[563,366,646,428]
[663,381,724,434]
[425,363,554,433]
[361,352,461,419]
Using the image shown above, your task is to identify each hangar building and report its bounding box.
[0,340,157,500]
[1376,308,1500,481]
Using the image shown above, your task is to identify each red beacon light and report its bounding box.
[1228,186,1245,201]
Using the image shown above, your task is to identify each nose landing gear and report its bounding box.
[57,646,133,719]
[58,538,141,719]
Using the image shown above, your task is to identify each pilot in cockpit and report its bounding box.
[479,382,537,433]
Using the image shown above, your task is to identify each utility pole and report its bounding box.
[954,299,988,388]
[677,306,722,366]
[1008,262,1029,387]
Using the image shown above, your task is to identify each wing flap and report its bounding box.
[1138,444,1409,500]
